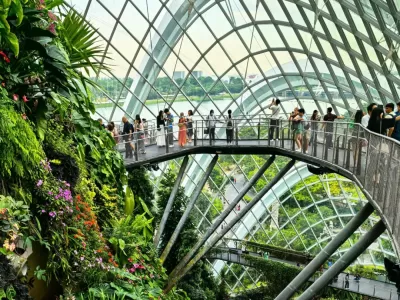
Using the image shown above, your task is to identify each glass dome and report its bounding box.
[65,0,400,292]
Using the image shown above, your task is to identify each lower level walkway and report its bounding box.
[207,247,398,300]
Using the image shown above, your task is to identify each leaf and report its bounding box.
[118,239,125,250]
[5,32,19,56]
[124,186,135,215]
[37,117,47,141]
[0,14,10,33]
[31,36,53,45]
[138,196,153,217]
[45,0,63,9]
[46,45,70,64]
[11,0,23,26]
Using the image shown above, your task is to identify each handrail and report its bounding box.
[115,116,400,254]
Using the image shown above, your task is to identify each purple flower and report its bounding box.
[37,180,43,187]
[96,257,103,264]
[41,209,46,213]
[49,211,56,218]
[48,191,52,195]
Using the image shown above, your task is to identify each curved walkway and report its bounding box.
[119,119,400,256]
[207,247,398,300]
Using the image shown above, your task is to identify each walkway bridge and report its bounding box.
[116,118,400,299]
[207,246,398,299]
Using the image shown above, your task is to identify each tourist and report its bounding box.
[367,107,399,135]
[142,118,149,144]
[226,109,234,144]
[345,273,350,289]
[187,110,194,143]
[361,103,377,128]
[322,107,344,149]
[294,108,307,152]
[309,110,320,147]
[392,102,400,142]
[110,122,119,143]
[122,116,133,159]
[268,98,281,142]
[134,114,146,154]
[206,109,217,142]
[164,108,174,147]
[350,110,364,164]
[289,107,299,130]
[107,124,114,137]
[385,103,396,137]
[178,112,187,147]
[97,118,106,128]
[156,110,166,147]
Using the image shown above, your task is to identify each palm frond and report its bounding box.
[60,9,111,75]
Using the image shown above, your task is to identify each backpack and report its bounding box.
[227,119,233,127]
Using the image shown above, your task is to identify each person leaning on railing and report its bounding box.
[322,107,344,149]
[392,102,400,142]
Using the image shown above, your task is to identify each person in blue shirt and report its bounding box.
[393,102,400,142]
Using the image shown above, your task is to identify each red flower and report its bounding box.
[22,95,28,103]
[0,51,10,63]
[13,94,18,101]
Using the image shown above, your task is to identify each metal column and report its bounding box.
[154,155,189,247]
[168,156,275,279]
[164,159,296,293]
[297,219,386,300]
[275,202,375,300]
[159,155,218,264]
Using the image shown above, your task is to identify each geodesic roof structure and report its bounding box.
[65,0,400,291]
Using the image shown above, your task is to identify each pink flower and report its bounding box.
[129,267,135,273]
[37,179,43,187]
[48,11,57,21]
[49,211,56,218]
[13,94,18,101]
[48,23,56,35]
[22,95,28,103]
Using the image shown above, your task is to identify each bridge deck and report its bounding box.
[207,248,398,299]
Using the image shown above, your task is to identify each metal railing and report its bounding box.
[207,247,398,299]
[115,118,400,249]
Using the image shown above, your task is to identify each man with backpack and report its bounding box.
[226,109,234,144]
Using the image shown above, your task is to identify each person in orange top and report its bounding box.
[178,112,187,147]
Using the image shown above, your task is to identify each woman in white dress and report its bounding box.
[156,110,166,147]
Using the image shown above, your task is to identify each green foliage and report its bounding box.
[156,168,218,299]
[238,255,302,299]
[0,101,44,179]
[345,264,386,280]
[59,10,109,75]
[124,187,135,216]
[127,167,154,218]
[210,198,223,219]
[147,76,244,100]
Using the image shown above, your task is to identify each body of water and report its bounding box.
[95,98,234,123]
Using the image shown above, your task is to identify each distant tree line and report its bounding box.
[148,76,245,100]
